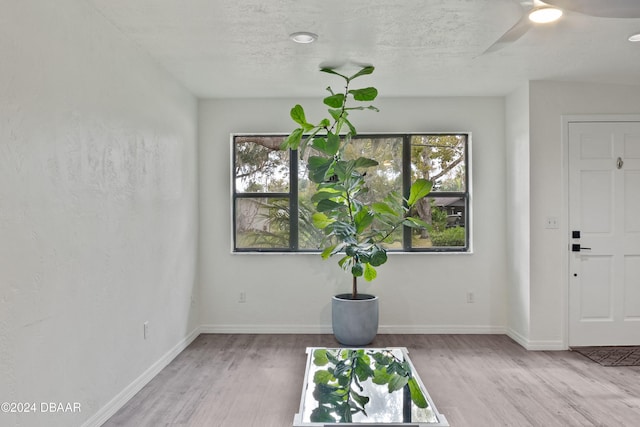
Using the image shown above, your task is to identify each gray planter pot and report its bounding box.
[331,294,379,346]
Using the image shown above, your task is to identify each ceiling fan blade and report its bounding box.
[483,13,532,54]
[543,0,640,18]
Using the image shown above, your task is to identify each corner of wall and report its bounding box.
[504,84,531,343]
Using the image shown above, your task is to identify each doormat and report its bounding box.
[571,346,640,367]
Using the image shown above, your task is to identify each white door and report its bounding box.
[569,121,640,347]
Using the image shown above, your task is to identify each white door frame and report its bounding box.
[561,114,640,348]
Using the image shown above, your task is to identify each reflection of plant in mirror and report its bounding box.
[310,348,428,423]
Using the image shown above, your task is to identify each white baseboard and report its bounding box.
[200,324,333,334]
[81,326,201,427]
[379,324,506,334]
[507,328,567,350]
[200,324,506,335]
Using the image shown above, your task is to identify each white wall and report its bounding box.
[527,81,640,347]
[0,1,198,426]
[505,84,531,346]
[199,96,508,334]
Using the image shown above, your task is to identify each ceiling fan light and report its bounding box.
[528,7,563,24]
[289,32,318,44]
[629,33,640,42]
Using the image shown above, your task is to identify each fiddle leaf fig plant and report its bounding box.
[281,65,432,299]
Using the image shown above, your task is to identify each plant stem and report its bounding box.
[352,275,358,299]
[328,81,350,135]
[379,222,402,242]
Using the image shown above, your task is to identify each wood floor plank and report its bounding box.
[103,334,640,427]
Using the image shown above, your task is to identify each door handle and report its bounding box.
[571,244,591,252]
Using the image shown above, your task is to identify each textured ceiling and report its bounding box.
[88,0,640,98]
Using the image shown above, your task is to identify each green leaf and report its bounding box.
[353,157,378,169]
[281,128,303,150]
[372,368,391,385]
[310,135,339,156]
[333,160,351,181]
[351,263,363,277]
[311,189,340,203]
[338,255,350,268]
[363,263,377,282]
[334,360,350,377]
[369,248,387,267]
[372,351,393,366]
[312,212,334,229]
[308,156,334,183]
[354,208,373,234]
[354,356,374,381]
[388,373,409,393]
[403,217,429,229]
[345,105,379,113]
[310,137,328,153]
[290,104,307,126]
[348,65,375,80]
[357,250,371,265]
[349,87,378,101]
[308,155,331,170]
[326,132,340,156]
[313,349,329,366]
[328,108,342,121]
[344,117,357,136]
[330,221,356,240]
[371,202,400,217]
[314,369,335,384]
[324,93,345,108]
[321,245,338,260]
[387,360,406,375]
[326,350,340,364]
[351,390,370,409]
[314,382,340,403]
[341,403,352,423]
[407,179,432,207]
[320,67,349,80]
[408,377,429,408]
[298,127,322,153]
[310,406,335,423]
[317,199,345,212]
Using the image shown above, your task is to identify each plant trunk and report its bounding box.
[416,198,432,239]
[352,275,358,299]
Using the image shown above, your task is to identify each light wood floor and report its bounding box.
[103,334,640,427]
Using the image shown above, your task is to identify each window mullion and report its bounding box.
[290,149,299,250]
[402,134,412,250]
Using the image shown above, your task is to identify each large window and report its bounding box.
[233,133,470,252]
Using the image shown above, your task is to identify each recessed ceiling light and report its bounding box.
[528,6,563,24]
[289,32,318,44]
[629,33,640,42]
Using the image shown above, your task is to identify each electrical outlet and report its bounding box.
[239,292,247,303]
[143,321,149,339]
[545,217,559,229]
[467,292,475,304]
